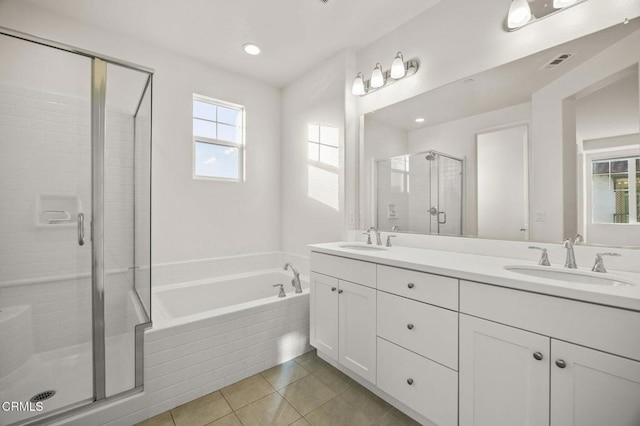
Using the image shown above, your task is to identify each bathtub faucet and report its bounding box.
[284,263,303,294]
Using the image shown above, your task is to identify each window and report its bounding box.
[192,95,245,181]
[308,124,339,168]
[591,156,639,224]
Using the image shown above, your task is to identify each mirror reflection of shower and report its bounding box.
[376,150,464,236]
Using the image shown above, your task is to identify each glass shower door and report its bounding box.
[0,35,93,425]
[427,151,463,236]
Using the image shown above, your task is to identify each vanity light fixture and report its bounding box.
[351,51,420,96]
[506,0,589,31]
[352,73,366,96]
[371,63,385,88]
[390,52,406,79]
[242,43,261,55]
[507,0,532,29]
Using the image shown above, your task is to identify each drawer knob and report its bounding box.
[338,289,343,294]
[407,324,414,330]
[406,378,414,385]
[407,283,415,289]
[555,359,567,369]
[331,287,337,292]
[533,352,543,361]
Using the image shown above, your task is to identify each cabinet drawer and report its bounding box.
[377,265,458,310]
[377,292,458,370]
[460,280,640,361]
[377,338,458,426]
[310,252,376,288]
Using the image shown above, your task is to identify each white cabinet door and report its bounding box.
[310,272,339,359]
[339,280,377,383]
[459,314,550,426]
[551,339,640,426]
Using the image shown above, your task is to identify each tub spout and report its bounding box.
[284,263,302,294]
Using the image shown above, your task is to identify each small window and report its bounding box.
[193,95,245,181]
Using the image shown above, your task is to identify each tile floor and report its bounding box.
[137,349,420,426]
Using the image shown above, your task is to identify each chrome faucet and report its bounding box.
[591,252,621,273]
[562,238,578,269]
[528,246,551,266]
[367,227,383,245]
[284,263,302,293]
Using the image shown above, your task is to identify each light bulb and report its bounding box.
[553,0,578,7]
[507,0,532,29]
[390,52,406,79]
[352,73,366,96]
[242,43,261,55]
[370,63,385,88]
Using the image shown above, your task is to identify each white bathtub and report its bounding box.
[145,267,311,402]
[152,269,309,327]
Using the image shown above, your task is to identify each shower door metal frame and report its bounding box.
[0,25,153,426]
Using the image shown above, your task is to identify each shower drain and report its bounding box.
[30,390,56,403]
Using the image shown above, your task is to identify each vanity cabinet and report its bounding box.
[310,252,377,383]
[459,282,640,426]
[310,246,640,426]
[459,314,551,426]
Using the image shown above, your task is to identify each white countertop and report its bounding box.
[309,242,640,312]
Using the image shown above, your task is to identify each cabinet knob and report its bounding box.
[407,283,415,289]
[338,289,343,294]
[533,352,543,361]
[555,359,567,369]
[331,287,337,292]
[407,324,414,330]
[406,378,414,385]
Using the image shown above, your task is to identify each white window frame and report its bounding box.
[192,94,245,182]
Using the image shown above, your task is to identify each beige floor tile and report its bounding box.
[261,359,310,390]
[221,374,275,410]
[293,349,317,364]
[171,391,232,426]
[377,408,422,426]
[279,375,337,416]
[290,418,311,426]
[312,364,354,394]
[341,382,392,421]
[305,396,375,426]
[234,393,301,426]
[205,412,242,426]
[294,352,330,374]
[136,411,175,426]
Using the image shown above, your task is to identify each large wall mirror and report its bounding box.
[361,17,640,248]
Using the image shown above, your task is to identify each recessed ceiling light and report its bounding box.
[243,43,261,55]
[415,118,425,123]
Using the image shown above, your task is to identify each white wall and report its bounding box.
[576,72,640,141]
[280,51,351,256]
[0,1,283,265]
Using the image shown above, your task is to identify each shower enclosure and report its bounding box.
[0,28,152,426]
[376,150,463,236]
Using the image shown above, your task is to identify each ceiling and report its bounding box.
[367,18,640,132]
[19,0,443,87]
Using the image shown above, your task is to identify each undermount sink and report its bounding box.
[339,244,387,251]
[505,266,635,287]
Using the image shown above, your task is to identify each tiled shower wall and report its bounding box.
[0,83,141,355]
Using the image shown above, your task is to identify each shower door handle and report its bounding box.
[438,211,447,224]
[78,213,85,246]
